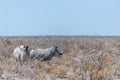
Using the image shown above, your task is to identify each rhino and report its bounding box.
[30,46,63,61]
[13,45,30,64]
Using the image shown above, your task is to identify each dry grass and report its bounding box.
[0,36,119,80]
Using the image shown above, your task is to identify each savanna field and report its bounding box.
[0,36,120,80]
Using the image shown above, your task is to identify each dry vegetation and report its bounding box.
[0,36,120,80]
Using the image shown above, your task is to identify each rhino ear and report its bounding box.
[56,46,57,49]
[26,46,28,49]
[55,46,57,49]
[19,46,23,50]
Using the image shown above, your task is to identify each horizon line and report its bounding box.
[1,35,120,38]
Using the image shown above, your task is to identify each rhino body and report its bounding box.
[30,46,63,61]
[13,45,30,63]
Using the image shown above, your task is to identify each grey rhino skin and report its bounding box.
[30,46,63,61]
[13,45,30,63]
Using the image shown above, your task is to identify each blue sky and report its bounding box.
[0,0,120,36]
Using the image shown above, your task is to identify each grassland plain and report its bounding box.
[0,36,120,80]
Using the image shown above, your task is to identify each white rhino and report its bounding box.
[13,45,30,63]
[30,46,63,61]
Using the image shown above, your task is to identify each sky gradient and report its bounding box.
[0,0,120,36]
